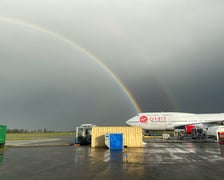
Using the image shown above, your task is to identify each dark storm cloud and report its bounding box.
[126,77,177,112]
[0,0,224,130]
[0,29,137,130]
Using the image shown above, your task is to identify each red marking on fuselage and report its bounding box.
[139,116,148,123]
[139,116,167,123]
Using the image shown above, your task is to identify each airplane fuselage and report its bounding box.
[126,112,224,131]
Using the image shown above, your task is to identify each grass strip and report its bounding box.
[6,132,75,141]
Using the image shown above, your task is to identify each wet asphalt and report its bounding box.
[0,138,224,180]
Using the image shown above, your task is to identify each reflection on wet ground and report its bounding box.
[0,153,3,165]
[0,143,224,180]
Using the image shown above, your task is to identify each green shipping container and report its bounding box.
[0,125,7,148]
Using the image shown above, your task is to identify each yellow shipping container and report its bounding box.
[91,126,142,148]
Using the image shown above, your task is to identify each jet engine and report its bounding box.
[185,125,196,134]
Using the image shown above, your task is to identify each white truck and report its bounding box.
[207,126,224,142]
[74,124,96,145]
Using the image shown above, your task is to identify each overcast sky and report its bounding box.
[0,0,224,130]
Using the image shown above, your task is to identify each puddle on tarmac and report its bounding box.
[0,143,224,180]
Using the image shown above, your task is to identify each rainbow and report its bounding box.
[0,16,142,113]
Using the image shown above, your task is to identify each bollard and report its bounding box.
[124,153,128,162]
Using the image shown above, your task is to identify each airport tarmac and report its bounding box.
[1,138,224,180]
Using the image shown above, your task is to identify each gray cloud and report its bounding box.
[0,0,224,130]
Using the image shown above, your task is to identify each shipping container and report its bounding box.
[105,133,123,149]
[0,125,7,148]
[91,126,142,148]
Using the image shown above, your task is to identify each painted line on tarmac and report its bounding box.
[6,138,63,147]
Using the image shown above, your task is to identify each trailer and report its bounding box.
[0,125,7,148]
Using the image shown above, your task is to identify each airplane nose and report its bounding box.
[126,119,131,126]
[126,117,138,126]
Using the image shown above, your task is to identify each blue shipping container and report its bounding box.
[105,133,123,149]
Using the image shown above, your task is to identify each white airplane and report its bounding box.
[126,112,224,134]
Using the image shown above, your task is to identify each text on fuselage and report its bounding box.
[139,115,167,123]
